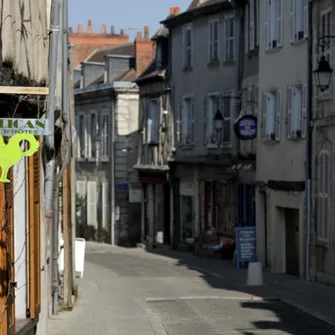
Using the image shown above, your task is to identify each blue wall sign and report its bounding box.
[117,183,128,190]
[235,226,256,268]
[234,115,257,140]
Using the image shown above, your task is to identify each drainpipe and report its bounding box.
[305,0,314,282]
[110,95,116,245]
[45,0,61,314]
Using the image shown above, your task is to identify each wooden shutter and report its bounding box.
[28,147,41,319]
[190,98,195,144]
[87,181,97,227]
[275,89,282,141]
[204,97,208,145]
[277,0,283,47]
[290,0,296,42]
[6,169,15,334]
[249,0,255,50]
[286,86,293,139]
[182,27,186,68]
[102,182,109,230]
[301,84,308,137]
[264,0,270,50]
[303,0,308,38]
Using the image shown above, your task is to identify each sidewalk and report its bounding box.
[100,243,335,327]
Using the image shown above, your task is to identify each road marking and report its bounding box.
[146,296,275,302]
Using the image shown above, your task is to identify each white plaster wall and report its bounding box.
[14,157,27,319]
[256,1,308,182]
[256,189,305,278]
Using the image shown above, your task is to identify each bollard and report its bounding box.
[247,262,263,286]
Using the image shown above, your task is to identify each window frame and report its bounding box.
[100,108,109,161]
[245,0,258,52]
[146,98,160,144]
[320,8,332,94]
[290,0,309,43]
[181,94,195,146]
[317,149,330,243]
[208,17,219,62]
[183,24,193,69]
[261,89,282,142]
[265,0,283,50]
[224,14,235,61]
[90,110,98,159]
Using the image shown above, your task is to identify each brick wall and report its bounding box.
[69,20,129,68]
[134,26,154,77]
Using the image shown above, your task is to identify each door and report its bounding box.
[163,184,171,245]
[204,182,216,230]
[285,208,299,276]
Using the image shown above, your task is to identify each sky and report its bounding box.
[69,0,192,40]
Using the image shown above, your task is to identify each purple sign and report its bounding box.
[234,115,257,140]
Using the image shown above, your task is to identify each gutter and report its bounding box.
[110,95,116,245]
[74,81,137,95]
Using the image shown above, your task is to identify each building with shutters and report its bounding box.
[74,27,154,246]
[310,0,335,286]
[133,14,175,247]
[255,0,309,278]
[161,0,243,249]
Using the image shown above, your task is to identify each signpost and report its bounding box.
[235,226,256,268]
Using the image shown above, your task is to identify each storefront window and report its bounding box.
[180,195,194,240]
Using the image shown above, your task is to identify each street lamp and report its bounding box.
[314,56,333,92]
[314,35,335,91]
[213,109,224,131]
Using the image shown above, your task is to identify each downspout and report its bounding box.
[110,94,116,245]
[305,0,313,281]
[45,0,61,314]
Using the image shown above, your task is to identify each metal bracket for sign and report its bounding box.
[0,86,49,95]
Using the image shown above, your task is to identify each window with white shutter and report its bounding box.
[87,181,97,227]
[320,9,332,92]
[76,179,87,221]
[75,115,80,158]
[286,85,306,139]
[224,14,235,61]
[181,95,195,145]
[317,149,330,241]
[209,18,219,62]
[262,90,281,142]
[84,114,91,158]
[183,24,193,68]
[146,99,159,144]
[101,110,109,159]
[90,111,97,158]
[102,182,109,230]
[206,94,219,145]
[246,0,257,52]
[78,114,85,158]
[290,0,308,43]
[223,97,231,143]
[266,0,283,50]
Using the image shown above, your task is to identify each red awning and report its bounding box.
[139,177,167,184]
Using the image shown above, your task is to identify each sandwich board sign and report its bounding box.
[235,226,257,268]
[0,118,49,183]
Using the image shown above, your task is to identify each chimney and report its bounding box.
[101,24,107,34]
[134,36,154,77]
[77,23,83,33]
[144,26,149,40]
[110,26,115,35]
[169,7,180,15]
[87,20,92,34]
[120,29,124,35]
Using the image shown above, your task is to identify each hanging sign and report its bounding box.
[0,118,46,183]
[0,118,49,136]
[234,115,257,140]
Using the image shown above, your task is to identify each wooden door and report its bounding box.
[285,208,299,276]
[28,149,41,318]
[204,182,216,230]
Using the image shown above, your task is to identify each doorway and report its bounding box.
[285,208,299,276]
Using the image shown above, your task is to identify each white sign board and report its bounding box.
[0,118,50,136]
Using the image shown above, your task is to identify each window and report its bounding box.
[224,15,235,61]
[320,9,332,92]
[77,114,85,158]
[261,90,282,141]
[265,0,283,50]
[205,93,231,146]
[183,25,193,68]
[290,0,308,43]
[209,18,219,62]
[90,112,97,158]
[317,149,330,241]
[101,111,109,159]
[146,99,160,144]
[286,84,307,139]
[245,0,258,52]
[156,43,162,67]
[178,95,195,145]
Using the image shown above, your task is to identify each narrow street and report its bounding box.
[47,242,335,335]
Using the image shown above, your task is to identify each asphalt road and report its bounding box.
[47,243,335,335]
